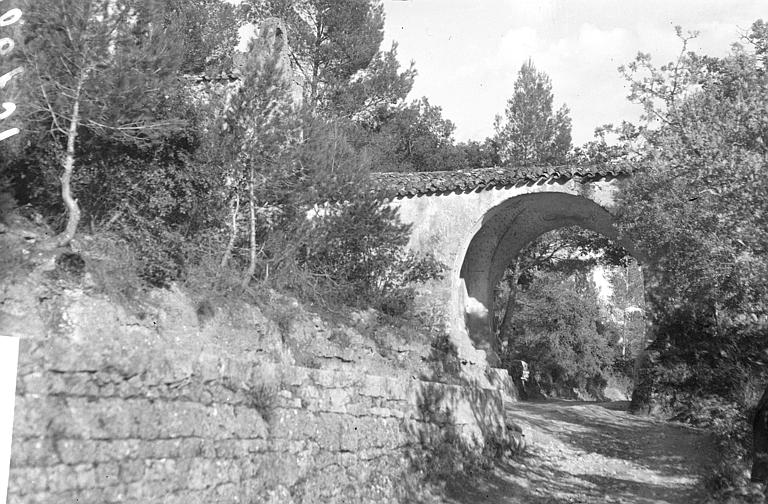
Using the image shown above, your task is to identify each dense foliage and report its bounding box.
[614,23,768,496]
[0,0,443,314]
[4,2,767,493]
[241,0,415,122]
[364,98,465,172]
[616,25,768,405]
[495,227,639,399]
[501,270,618,398]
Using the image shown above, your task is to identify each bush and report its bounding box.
[244,383,278,423]
[501,276,616,398]
[3,64,441,323]
[233,119,446,314]
[701,400,766,503]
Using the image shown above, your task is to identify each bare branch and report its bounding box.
[38,82,66,134]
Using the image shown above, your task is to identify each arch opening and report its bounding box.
[456,192,642,366]
[491,224,645,399]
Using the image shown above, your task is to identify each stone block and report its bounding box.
[261,453,302,488]
[122,479,179,501]
[54,440,95,464]
[101,483,127,502]
[19,372,47,396]
[10,438,58,467]
[257,485,295,504]
[61,397,138,439]
[7,491,54,504]
[8,466,48,495]
[214,439,247,459]
[312,368,363,389]
[94,461,120,487]
[324,388,350,413]
[271,409,319,441]
[12,396,60,438]
[45,464,79,492]
[360,375,388,398]
[195,352,222,383]
[158,401,203,438]
[92,439,142,463]
[186,457,216,490]
[232,405,269,439]
[118,459,146,483]
[70,487,114,504]
[73,463,97,490]
[214,482,240,501]
[144,458,178,482]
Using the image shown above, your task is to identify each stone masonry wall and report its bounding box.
[6,283,507,504]
[10,351,504,503]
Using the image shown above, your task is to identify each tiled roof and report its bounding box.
[371,164,635,198]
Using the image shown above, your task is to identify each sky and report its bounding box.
[380,0,767,145]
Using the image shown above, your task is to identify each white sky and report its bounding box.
[381,0,766,145]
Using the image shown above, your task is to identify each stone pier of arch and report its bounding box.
[375,167,634,388]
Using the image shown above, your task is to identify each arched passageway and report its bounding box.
[456,192,638,360]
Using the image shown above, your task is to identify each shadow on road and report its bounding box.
[442,399,715,504]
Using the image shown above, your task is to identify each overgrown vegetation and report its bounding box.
[3,0,768,497]
[489,62,642,402]
[612,23,768,499]
[0,0,443,319]
[495,226,643,400]
[490,21,768,497]
[244,383,279,424]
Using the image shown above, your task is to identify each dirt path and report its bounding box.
[446,400,716,504]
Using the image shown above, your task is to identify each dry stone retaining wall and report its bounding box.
[7,287,507,503]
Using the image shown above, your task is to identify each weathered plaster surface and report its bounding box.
[392,177,626,370]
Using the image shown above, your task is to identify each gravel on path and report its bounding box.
[445,400,716,504]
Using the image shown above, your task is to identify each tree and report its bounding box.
[161,0,241,75]
[457,138,500,169]
[214,36,300,288]
[605,261,646,358]
[366,97,464,172]
[502,271,616,398]
[494,226,629,342]
[569,124,631,165]
[493,60,572,166]
[615,23,768,487]
[18,0,186,246]
[241,0,415,121]
[617,25,768,340]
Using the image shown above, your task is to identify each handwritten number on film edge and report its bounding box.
[0,3,22,143]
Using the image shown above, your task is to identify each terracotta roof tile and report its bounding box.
[372,164,635,198]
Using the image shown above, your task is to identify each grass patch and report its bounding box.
[244,383,278,423]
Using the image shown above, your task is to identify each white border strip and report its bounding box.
[0,336,19,504]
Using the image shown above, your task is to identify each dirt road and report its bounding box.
[446,400,716,504]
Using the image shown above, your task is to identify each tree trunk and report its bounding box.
[498,258,522,342]
[241,167,257,289]
[54,78,85,247]
[220,191,240,269]
[752,385,768,486]
[309,19,323,108]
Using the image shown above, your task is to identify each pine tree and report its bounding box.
[162,0,241,74]
[18,0,186,246]
[493,60,572,166]
[215,35,300,287]
[241,0,415,121]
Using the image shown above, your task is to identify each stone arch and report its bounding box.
[454,191,638,359]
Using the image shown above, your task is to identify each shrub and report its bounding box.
[244,383,278,423]
[502,276,616,398]
[75,233,150,315]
